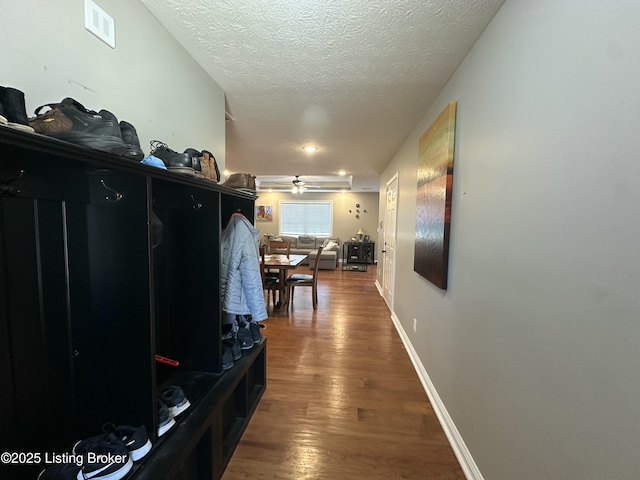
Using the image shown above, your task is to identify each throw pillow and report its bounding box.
[323,240,338,251]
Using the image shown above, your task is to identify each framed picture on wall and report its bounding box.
[414,101,457,289]
[256,205,273,221]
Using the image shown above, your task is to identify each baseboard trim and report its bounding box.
[389,311,484,480]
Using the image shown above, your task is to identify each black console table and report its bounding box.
[342,241,375,270]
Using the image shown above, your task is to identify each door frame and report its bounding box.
[381,173,398,311]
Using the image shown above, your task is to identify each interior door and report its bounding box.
[382,174,398,309]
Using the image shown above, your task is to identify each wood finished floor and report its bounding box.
[222,265,465,480]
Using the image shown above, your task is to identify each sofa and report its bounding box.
[274,235,341,270]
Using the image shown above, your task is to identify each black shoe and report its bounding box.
[222,329,242,370]
[0,86,35,132]
[184,148,204,178]
[159,385,191,417]
[150,140,194,175]
[222,342,234,371]
[102,423,152,461]
[157,399,176,437]
[250,322,265,343]
[72,432,133,480]
[235,316,255,350]
[119,120,145,160]
[29,97,127,155]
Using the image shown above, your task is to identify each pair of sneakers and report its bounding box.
[221,316,264,371]
[222,328,242,371]
[236,315,264,350]
[157,385,191,437]
[28,97,145,160]
[37,423,151,480]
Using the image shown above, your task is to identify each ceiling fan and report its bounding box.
[291,175,320,193]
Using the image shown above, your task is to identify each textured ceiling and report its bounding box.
[140,0,505,191]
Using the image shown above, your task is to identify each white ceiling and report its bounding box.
[140,0,505,192]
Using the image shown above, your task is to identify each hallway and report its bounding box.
[222,265,464,479]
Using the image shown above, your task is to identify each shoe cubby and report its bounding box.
[0,127,265,480]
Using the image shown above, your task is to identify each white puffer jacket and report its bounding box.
[220,213,267,322]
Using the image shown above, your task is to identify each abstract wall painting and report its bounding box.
[414,102,457,289]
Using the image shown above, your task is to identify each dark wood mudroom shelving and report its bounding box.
[0,127,265,480]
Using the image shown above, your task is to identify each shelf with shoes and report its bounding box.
[0,126,264,480]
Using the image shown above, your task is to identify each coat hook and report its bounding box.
[100,179,123,202]
[0,169,25,197]
[191,194,202,210]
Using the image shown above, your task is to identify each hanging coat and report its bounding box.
[220,213,267,322]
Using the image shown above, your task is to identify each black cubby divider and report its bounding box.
[0,127,263,480]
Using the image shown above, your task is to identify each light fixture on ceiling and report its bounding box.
[338,170,346,175]
[302,145,318,153]
[291,175,315,194]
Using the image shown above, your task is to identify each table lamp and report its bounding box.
[356,227,365,241]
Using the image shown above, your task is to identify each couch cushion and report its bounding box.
[280,235,298,248]
[308,249,337,259]
[297,235,316,250]
[308,249,338,270]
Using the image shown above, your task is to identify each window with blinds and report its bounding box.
[279,200,332,236]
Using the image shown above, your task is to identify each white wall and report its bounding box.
[0,0,226,166]
[381,1,640,479]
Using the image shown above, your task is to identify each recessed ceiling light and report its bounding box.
[338,170,346,176]
[302,146,318,153]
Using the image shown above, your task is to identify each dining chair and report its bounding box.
[267,240,290,276]
[286,245,323,310]
[268,240,290,257]
[259,246,278,306]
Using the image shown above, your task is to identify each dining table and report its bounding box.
[262,253,308,309]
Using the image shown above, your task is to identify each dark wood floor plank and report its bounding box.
[222,265,465,479]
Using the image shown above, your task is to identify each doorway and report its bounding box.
[382,174,398,310]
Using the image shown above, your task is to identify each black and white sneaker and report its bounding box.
[72,432,133,480]
[103,423,152,461]
[159,385,191,417]
[249,322,265,344]
[157,399,176,437]
[222,329,242,371]
[235,315,255,350]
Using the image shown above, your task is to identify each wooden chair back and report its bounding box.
[259,245,277,305]
[310,245,323,284]
[286,245,323,310]
[268,240,291,257]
